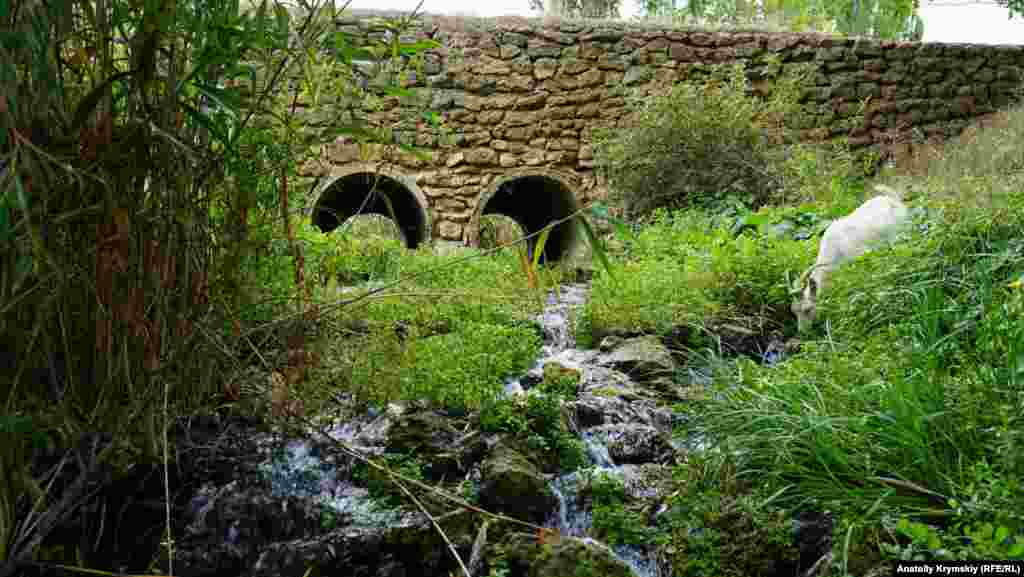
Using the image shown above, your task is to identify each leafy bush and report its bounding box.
[699,184,1024,555]
[594,59,813,217]
[398,322,542,410]
[337,319,541,412]
[351,451,425,509]
[300,218,405,289]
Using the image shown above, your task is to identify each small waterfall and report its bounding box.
[524,285,660,577]
[582,430,614,468]
[256,436,402,529]
[546,458,660,577]
[503,284,590,398]
[255,282,664,575]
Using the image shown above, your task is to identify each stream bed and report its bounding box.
[168,280,825,577]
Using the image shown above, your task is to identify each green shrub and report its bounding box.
[594,59,813,217]
[480,388,586,471]
[302,220,405,289]
[351,451,425,509]
[699,184,1024,537]
[881,514,1024,561]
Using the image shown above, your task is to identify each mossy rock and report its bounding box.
[492,532,635,577]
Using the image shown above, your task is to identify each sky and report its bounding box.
[342,0,1024,45]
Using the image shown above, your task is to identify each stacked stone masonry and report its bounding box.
[297,10,1024,248]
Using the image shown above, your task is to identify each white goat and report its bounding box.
[790,185,910,332]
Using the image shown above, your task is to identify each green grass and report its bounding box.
[587,207,812,338]
[685,104,1024,571]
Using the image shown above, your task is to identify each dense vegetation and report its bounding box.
[586,66,1024,572]
[3,0,1024,575]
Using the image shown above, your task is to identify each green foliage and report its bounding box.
[486,557,512,577]
[1010,0,1024,19]
[340,318,541,412]
[882,516,1024,561]
[319,507,338,531]
[539,363,582,399]
[572,303,594,349]
[698,187,1024,550]
[308,226,405,288]
[479,214,524,252]
[589,207,812,336]
[525,390,587,470]
[479,398,530,437]
[654,453,797,577]
[589,472,657,547]
[459,477,481,505]
[638,0,922,39]
[594,59,813,217]
[480,380,586,471]
[400,322,542,410]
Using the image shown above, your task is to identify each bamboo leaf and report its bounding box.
[576,215,617,286]
[532,225,550,270]
[12,171,29,212]
[194,82,239,117]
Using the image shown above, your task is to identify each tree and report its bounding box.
[635,0,923,40]
[530,0,622,19]
[998,0,1024,18]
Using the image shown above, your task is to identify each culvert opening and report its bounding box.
[479,175,579,263]
[311,172,429,249]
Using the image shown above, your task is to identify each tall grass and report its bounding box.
[699,104,1024,562]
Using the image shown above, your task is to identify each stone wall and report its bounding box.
[297,10,1024,252]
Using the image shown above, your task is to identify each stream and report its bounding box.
[502,284,661,577]
[257,282,679,576]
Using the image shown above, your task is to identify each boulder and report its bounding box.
[479,442,558,525]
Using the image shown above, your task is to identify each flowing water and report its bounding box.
[258,282,665,576]
[518,284,661,577]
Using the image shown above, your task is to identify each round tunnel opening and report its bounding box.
[311,172,429,249]
[479,175,579,263]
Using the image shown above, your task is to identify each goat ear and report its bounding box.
[807,277,818,298]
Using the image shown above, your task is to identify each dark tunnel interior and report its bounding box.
[480,175,579,263]
[311,173,428,249]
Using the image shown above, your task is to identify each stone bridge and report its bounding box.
[297,10,1024,260]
